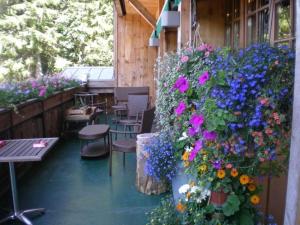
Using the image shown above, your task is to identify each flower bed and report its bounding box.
[147,43,294,224]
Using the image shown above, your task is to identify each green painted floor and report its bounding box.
[1,136,163,225]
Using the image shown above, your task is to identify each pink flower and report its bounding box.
[174,76,189,93]
[180,55,189,63]
[31,80,38,88]
[39,86,46,97]
[203,130,217,141]
[198,71,210,85]
[205,51,210,57]
[175,101,186,116]
[188,127,197,137]
[189,140,203,161]
[190,114,204,128]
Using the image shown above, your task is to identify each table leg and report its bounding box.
[0,162,45,225]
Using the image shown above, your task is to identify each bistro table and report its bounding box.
[78,125,110,158]
[0,138,59,225]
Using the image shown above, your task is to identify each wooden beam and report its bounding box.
[284,1,300,225]
[114,0,126,16]
[128,0,156,28]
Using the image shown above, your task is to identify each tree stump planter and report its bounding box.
[136,133,168,195]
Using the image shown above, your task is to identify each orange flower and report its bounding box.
[231,168,239,177]
[250,195,260,205]
[248,184,256,192]
[217,169,226,179]
[240,175,250,185]
[182,151,189,161]
[176,202,186,213]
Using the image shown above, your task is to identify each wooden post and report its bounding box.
[284,2,300,225]
[178,0,192,49]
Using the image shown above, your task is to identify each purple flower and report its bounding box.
[203,130,217,141]
[31,80,38,88]
[188,127,197,137]
[174,76,189,93]
[198,71,210,85]
[189,140,203,161]
[190,114,205,128]
[39,87,46,97]
[213,160,222,169]
[180,55,189,63]
[175,101,186,116]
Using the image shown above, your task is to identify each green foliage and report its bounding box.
[0,0,113,82]
[147,196,181,225]
[222,194,240,216]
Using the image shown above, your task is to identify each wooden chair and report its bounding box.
[109,107,155,176]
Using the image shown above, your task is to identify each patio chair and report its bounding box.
[118,94,149,130]
[109,107,155,176]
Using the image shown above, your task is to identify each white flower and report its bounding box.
[190,186,202,193]
[178,132,188,141]
[178,184,190,194]
[184,146,193,152]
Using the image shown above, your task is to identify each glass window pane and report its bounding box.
[233,22,240,49]
[258,8,269,42]
[247,16,256,45]
[247,0,256,13]
[259,0,269,7]
[234,0,240,18]
[225,26,231,46]
[275,1,291,40]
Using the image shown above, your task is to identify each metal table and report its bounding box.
[0,138,59,225]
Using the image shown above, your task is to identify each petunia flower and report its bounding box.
[174,76,189,93]
[188,127,197,137]
[198,71,210,85]
[190,114,205,129]
[212,160,222,169]
[180,55,189,63]
[175,101,186,116]
[189,140,203,161]
[203,130,217,141]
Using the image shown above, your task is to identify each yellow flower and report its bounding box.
[247,184,256,192]
[231,168,239,177]
[240,175,250,185]
[176,202,186,213]
[186,192,191,199]
[184,161,190,167]
[199,164,208,172]
[217,169,226,179]
[250,195,260,205]
[182,151,189,161]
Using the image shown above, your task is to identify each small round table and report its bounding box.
[78,125,110,158]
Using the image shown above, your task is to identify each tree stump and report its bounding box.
[136,133,168,195]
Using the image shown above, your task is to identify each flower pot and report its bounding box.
[210,190,228,207]
[171,162,196,204]
[161,11,180,28]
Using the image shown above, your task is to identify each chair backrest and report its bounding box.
[140,107,155,133]
[127,94,149,118]
[114,87,149,103]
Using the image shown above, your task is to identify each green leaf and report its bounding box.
[239,210,254,225]
[222,194,240,216]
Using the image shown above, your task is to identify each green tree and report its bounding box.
[0,0,113,82]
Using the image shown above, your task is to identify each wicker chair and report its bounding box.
[109,107,155,176]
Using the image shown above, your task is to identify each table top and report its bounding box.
[0,138,59,162]
[78,125,110,140]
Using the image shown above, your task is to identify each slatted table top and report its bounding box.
[0,138,59,162]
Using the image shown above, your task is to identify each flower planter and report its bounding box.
[43,92,63,111]
[161,11,180,28]
[172,162,196,204]
[210,190,228,207]
[11,99,43,126]
[62,87,76,102]
[0,108,11,133]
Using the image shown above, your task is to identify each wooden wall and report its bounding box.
[197,0,226,47]
[114,12,158,105]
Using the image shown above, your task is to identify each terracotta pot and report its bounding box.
[210,190,228,207]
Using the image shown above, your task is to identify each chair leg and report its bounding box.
[123,153,125,168]
[109,134,112,176]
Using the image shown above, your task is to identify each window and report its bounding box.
[225,0,295,48]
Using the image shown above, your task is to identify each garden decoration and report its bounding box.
[148,43,294,224]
